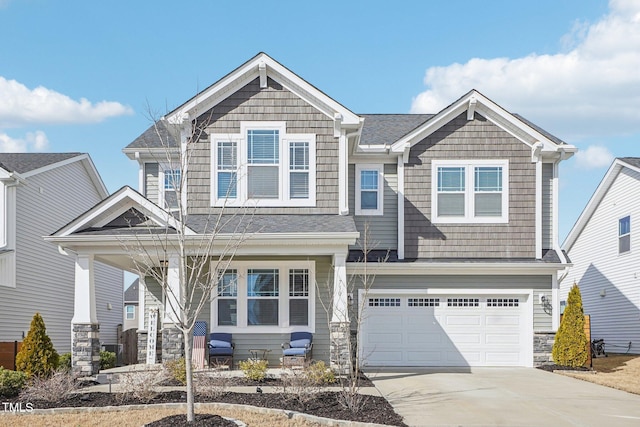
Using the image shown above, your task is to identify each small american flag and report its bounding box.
[192,321,207,370]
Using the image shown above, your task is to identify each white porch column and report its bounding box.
[71,254,100,376]
[72,254,97,324]
[162,254,184,362]
[332,254,348,322]
[163,254,181,324]
[330,253,351,374]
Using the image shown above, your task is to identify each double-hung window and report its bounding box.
[217,142,237,199]
[432,160,508,223]
[162,168,181,210]
[125,305,135,320]
[355,164,384,215]
[212,261,315,332]
[211,122,315,207]
[217,270,238,326]
[289,269,309,326]
[619,215,631,254]
[247,269,279,325]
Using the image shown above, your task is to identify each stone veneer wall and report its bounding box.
[72,323,100,376]
[330,322,351,374]
[137,331,163,364]
[534,331,556,366]
[161,326,184,362]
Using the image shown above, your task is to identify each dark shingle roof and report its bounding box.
[71,214,356,237]
[0,153,83,174]
[186,214,358,234]
[359,114,433,146]
[620,157,640,168]
[125,120,180,150]
[124,279,139,303]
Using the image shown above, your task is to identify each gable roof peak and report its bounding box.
[164,52,360,128]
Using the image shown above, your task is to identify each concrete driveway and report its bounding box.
[366,367,640,426]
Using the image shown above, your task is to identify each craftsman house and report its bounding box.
[0,153,122,360]
[47,53,575,374]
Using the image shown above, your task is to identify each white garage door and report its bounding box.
[360,293,530,367]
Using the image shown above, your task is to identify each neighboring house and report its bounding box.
[0,153,123,356]
[47,53,575,375]
[123,279,139,331]
[561,158,640,354]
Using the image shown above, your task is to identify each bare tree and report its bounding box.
[119,109,253,422]
[319,222,386,413]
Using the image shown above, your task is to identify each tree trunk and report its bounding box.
[184,330,195,422]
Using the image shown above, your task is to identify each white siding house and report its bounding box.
[562,158,640,354]
[0,153,123,355]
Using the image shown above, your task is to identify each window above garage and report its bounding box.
[431,160,509,224]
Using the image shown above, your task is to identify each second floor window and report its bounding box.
[355,164,384,215]
[211,122,315,207]
[163,169,181,210]
[619,215,631,254]
[432,160,508,223]
[125,305,135,320]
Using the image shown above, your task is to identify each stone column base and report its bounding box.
[534,331,556,366]
[137,330,163,364]
[161,326,184,362]
[330,322,351,374]
[72,323,100,377]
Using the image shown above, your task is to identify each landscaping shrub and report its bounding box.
[164,357,187,385]
[100,351,116,370]
[19,370,77,403]
[15,313,59,378]
[0,367,27,397]
[59,353,72,372]
[116,368,168,404]
[304,360,336,384]
[239,359,268,381]
[553,283,589,368]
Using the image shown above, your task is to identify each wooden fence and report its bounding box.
[121,329,138,366]
[0,341,22,370]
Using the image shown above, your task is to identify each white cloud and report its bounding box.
[0,77,133,127]
[410,0,640,140]
[0,131,50,152]
[574,145,614,169]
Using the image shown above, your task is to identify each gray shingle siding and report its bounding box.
[144,163,159,202]
[187,77,338,215]
[404,113,536,259]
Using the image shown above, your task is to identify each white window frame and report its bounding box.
[211,122,316,207]
[125,305,135,320]
[619,215,631,255]
[159,165,182,211]
[355,164,384,216]
[211,260,315,333]
[431,159,509,224]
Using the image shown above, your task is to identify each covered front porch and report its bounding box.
[46,187,359,376]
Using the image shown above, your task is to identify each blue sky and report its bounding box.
[1,0,638,242]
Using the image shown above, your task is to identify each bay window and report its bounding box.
[432,160,508,223]
[211,122,316,207]
[212,261,315,332]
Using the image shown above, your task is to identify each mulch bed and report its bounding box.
[536,364,591,372]
[2,389,405,426]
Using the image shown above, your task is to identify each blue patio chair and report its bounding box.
[281,331,313,367]
[208,332,234,368]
